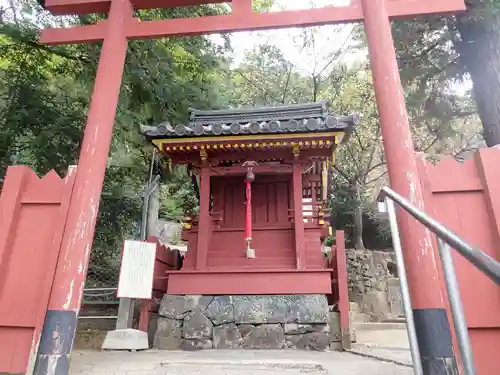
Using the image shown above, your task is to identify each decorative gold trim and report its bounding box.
[151,131,344,149]
[200,149,208,161]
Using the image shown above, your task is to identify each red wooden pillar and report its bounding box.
[196,166,211,270]
[335,231,351,350]
[361,0,457,373]
[292,163,306,269]
[33,0,132,374]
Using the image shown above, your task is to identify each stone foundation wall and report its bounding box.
[153,294,346,351]
[346,249,403,321]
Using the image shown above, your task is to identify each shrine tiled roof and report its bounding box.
[140,101,360,139]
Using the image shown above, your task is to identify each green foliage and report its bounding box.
[0,0,226,285]
[160,166,199,222]
[222,44,312,107]
[386,0,496,147]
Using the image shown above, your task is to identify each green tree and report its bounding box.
[389,1,499,147]
[0,0,229,285]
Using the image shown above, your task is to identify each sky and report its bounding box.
[215,0,360,71]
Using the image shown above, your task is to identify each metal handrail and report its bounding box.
[379,186,500,375]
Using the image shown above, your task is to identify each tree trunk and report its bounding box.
[456,11,500,147]
[353,186,365,249]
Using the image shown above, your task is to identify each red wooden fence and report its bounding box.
[326,230,351,349]
[0,166,76,374]
[417,149,500,375]
[138,238,182,333]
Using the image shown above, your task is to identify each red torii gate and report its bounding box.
[24,0,467,374]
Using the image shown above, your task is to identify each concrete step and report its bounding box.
[69,349,414,375]
[351,312,372,323]
[354,322,407,331]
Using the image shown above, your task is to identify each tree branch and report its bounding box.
[1,26,92,63]
[235,70,282,104]
[365,170,388,185]
[317,24,357,79]
[281,64,293,104]
[332,165,351,184]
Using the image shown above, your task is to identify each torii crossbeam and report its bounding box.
[41,0,464,44]
[34,1,465,375]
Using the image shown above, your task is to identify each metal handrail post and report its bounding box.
[384,198,423,375]
[437,239,476,375]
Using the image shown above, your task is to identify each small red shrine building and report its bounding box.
[141,101,358,295]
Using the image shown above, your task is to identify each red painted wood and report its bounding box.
[206,229,295,269]
[469,329,500,375]
[170,149,332,166]
[0,167,76,374]
[418,149,500,375]
[212,175,291,228]
[182,231,325,271]
[167,270,332,295]
[232,0,251,16]
[293,163,306,269]
[476,150,500,250]
[46,0,131,318]
[138,238,182,333]
[304,229,325,268]
[362,0,446,311]
[44,0,230,15]
[422,157,483,193]
[40,0,465,44]
[138,300,152,333]
[209,164,293,176]
[335,231,350,342]
[415,154,461,362]
[196,167,211,270]
[181,171,325,277]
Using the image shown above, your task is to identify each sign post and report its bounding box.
[101,239,156,350]
[115,175,160,332]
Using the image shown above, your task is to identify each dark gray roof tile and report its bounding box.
[141,102,360,139]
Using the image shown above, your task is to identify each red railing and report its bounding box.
[326,230,351,350]
[138,237,182,332]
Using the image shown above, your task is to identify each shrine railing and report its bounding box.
[138,238,183,333]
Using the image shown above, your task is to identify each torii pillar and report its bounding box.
[362,0,458,373]
[35,0,465,374]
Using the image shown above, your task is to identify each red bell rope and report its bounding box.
[245,178,252,246]
[244,166,255,257]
